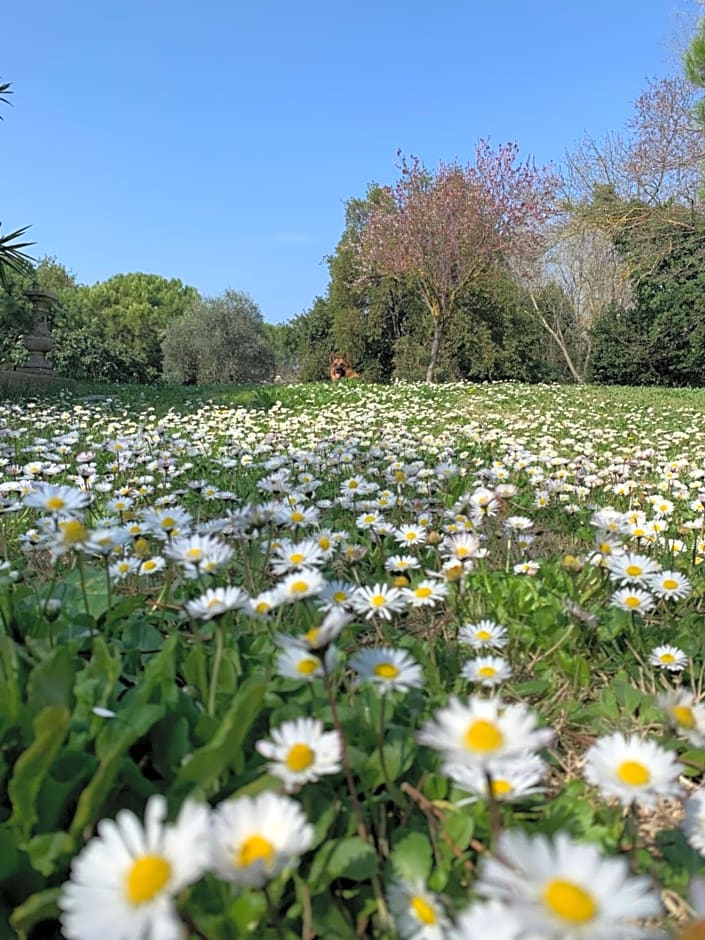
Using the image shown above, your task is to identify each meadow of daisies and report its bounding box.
[2,379,705,939]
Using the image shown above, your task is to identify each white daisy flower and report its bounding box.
[210,792,314,887]
[317,579,356,611]
[683,789,705,856]
[402,579,448,608]
[138,556,167,577]
[458,620,508,650]
[609,586,656,613]
[387,880,450,940]
[607,551,662,585]
[454,899,523,939]
[418,696,553,768]
[583,732,683,808]
[275,643,325,682]
[349,646,424,694]
[270,538,325,574]
[657,689,705,746]
[475,829,660,938]
[384,554,421,573]
[256,717,342,791]
[274,567,326,603]
[394,524,428,547]
[444,753,547,806]
[285,607,353,651]
[59,795,210,940]
[351,583,407,620]
[184,585,248,620]
[648,569,692,600]
[23,482,91,516]
[649,644,688,672]
[461,655,513,687]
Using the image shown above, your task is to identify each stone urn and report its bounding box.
[18,288,58,376]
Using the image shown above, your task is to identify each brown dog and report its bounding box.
[329,353,360,380]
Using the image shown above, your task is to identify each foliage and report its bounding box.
[589,199,705,386]
[162,289,276,385]
[51,272,199,383]
[355,143,559,381]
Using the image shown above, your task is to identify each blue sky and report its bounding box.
[1,1,695,324]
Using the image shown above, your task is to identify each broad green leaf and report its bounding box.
[174,675,266,792]
[182,644,209,702]
[0,824,19,879]
[25,830,73,877]
[390,830,432,881]
[10,888,61,940]
[9,705,70,838]
[0,635,21,725]
[309,836,378,891]
[26,645,75,714]
[69,703,164,840]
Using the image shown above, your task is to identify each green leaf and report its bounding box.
[26,645,75,715]
[0,824,20,879]
[0,635,21,726]
[68,702,164,840]
[390,829,432,882]
[9,706,70,838]
[174,674,266,793]
[183,644,209,702]
[10,888,61,940]
[25,831,73,877]
[225,891,267,933]
[309,836,378,891]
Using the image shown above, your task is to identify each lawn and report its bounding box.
[1,379,704,939]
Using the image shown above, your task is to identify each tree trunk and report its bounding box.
[528,289,585,384]
[425,315,443,382]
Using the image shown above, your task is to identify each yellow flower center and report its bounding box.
[291,511,304,523]
[186,547,203,560]
[46,496,66,511]
[237,834,275,868]
[624,595,642,609]
[616,760,651,786]
[143,560,157,572]
[60,520,88,544]
[125,854,171,905]
[207,597,222,609]
[463,719,503,753]
[297,657,320,675]
[625,564,642,577]
[290,580,309,594]
[476,630,492,640]
[160,517,176,530]
[255,601,271,614]
[374,662,399,680]
[478,666,497,678]
[394,575,410,588]
[285,743,315,772]
[304,627,320,645]
[348,480,359,489]
[660,653,676,663]
[370,594,386,608]
[405,531,417,540]
[410,895,437,925]
[415,586,432,598]
[671,705,696,728]
[491,778,512,797]
[543,879,597,923]
[333,591,347,603]
[319,538,330,550]
[662,579,678,591]
[456,547,470,557]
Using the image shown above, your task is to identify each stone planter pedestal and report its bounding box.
[16,288,58,377]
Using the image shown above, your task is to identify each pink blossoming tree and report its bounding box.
[356,141,559,382]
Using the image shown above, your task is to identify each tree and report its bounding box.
[0,79,34,288]
[52,273,199,382]
[355,142,558,381]
[162,290,275,385]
